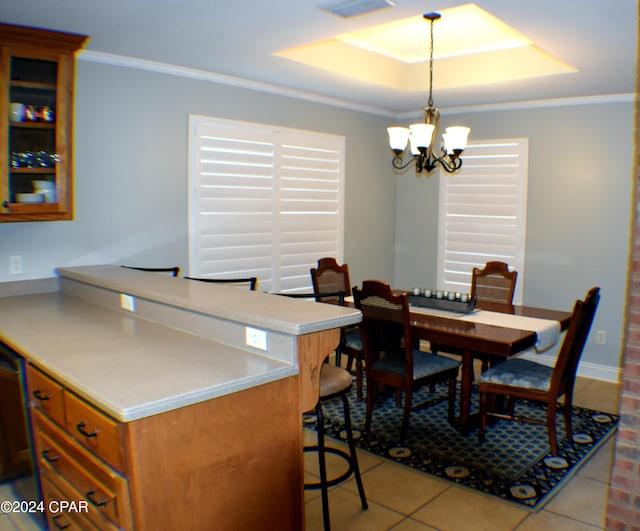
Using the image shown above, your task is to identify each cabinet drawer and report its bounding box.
[64,391,127,472]
[34,409,132,530]
[26,364,65,426]
[41,474,99,531]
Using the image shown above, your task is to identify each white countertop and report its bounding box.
[1,292,295,422]
[57,265,362,335]
[1,265,361,423]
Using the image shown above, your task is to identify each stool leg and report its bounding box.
[341,394,368,510]
[316,404,331,531]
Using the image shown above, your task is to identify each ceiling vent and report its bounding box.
[319,0,396,19]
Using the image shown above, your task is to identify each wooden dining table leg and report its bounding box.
[458,349,475,433]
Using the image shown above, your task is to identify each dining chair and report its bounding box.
[430,261,517,375]
[311,257,364,401]
[276,290,368,531]
[183,276,257,291]
[353,280,461,443]
[478,286,600,456]
[471,261,518,312]
[121,265,180,277]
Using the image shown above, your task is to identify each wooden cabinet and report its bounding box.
[27,365,132,530]
[26,363,304,530]
[0,23,87,222]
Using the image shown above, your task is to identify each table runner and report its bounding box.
[345,296,561,352]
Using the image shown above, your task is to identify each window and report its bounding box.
[437,138,529,303]
[188,115,345,293]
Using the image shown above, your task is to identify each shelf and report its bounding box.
[10,80,56,91]
[10,121,56,129]
[4,203,61,213]
[10,168,57,174]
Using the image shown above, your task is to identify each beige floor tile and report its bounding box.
[305,488,403,531]
[411,487,528,531]
[544,475,609,528]
[516,510,602,530]
[390,517,439,530]
[342,462,450,515]
[0,516,17,531]
[579,438,615,482]
[6,512,43,531]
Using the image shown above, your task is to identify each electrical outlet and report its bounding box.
[245,327,267,351]
[120,293,136,312]
[596,330,606,345]
[9,255,23,275]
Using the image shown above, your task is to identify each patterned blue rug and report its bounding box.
[304,382,618,510]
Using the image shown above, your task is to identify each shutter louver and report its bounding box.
[189,116,344,293]
[437,139,528,303]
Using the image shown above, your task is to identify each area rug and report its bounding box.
[304,382,619,510]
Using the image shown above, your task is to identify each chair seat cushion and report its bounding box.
[479,358,553,391]
[344,328,362,350]
[319,363,353,398]
[372,350,459,379]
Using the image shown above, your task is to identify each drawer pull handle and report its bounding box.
[33,389,50,401]
[86,490,108,507]
[42,449,60,463]
[52,515,70,529]
[76,422,98,438]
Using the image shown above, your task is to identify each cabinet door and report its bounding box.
[0,24,87,222]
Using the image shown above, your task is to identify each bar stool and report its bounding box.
[305,363,368,531]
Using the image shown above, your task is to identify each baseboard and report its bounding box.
[0,277,59,298]
[519,350,620,383]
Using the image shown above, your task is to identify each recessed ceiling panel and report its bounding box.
[275,3,577,93]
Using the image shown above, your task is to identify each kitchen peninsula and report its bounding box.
[1,265,361,530]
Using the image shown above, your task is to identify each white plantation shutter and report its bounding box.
[437,139,528,304]
[188,115,345,293]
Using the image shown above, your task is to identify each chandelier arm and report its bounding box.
[392,154,418,170]
[435,154,463,174]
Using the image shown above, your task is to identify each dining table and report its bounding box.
[347,294,572,434]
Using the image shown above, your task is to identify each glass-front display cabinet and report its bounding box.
[0,23,88,222]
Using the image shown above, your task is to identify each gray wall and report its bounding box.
[0,59,396,288]
[393,100,634,378]
[1,57,632,379]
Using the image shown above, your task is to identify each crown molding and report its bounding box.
[79,50,635,122]
[78,50,391,118]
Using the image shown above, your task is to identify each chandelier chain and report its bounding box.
[428,17,434,108]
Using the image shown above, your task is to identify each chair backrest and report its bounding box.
[550,287,600,394]
[470,261,517,312]
[311,258,352,302]
[353,280,413,379]
[121,265,180,277]
[184,276,258,291]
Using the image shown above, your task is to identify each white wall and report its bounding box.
[0,59,396,288]
[393,99,635,377]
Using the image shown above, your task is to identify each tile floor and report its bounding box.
[0,377,620,531]
[303,377,621,531]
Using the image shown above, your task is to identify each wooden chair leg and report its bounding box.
[365,382,376,433]
[478,391,488,443]
[399,389,412,443]
[447,378,457,424]
[355,357,363,401]
[547,401,559,456]
[564,387,575,442]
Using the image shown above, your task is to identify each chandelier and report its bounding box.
[387,12,470,174]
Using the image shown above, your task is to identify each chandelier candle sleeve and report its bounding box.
[387,12,471,174]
